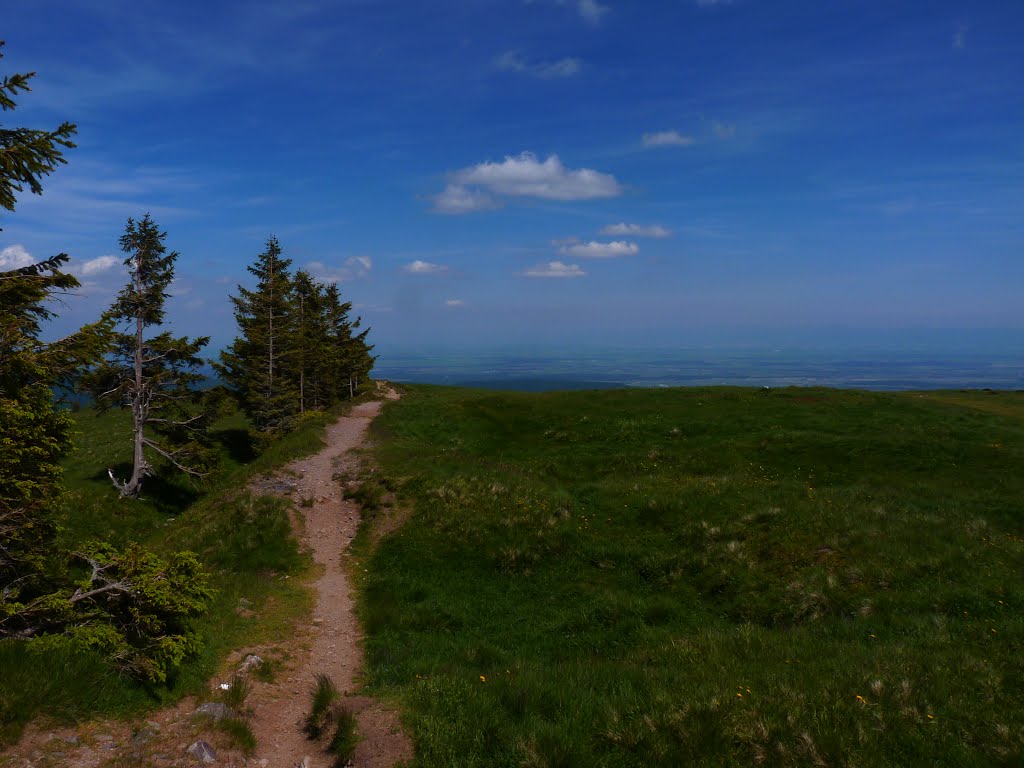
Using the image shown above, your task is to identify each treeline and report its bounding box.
[0,40,373,682]
[216,235,374,436]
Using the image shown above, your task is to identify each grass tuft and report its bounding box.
[327,706,360,766]
[305,673,340,739]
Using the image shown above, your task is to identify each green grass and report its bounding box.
[358,385,1024,767]
[327,706,360,766]
[306,673,341,739]
[0,400,357,744]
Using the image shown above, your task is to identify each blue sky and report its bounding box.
[3,0,1023,353]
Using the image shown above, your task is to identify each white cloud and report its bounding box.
[600,223,672,238]
[559,240,638,259]
[445,299,465,307]
[712,121,737,139]
[403,259,448,274]
[348,255,372,272]
[433,184,499,214]
[0,244,35,270]
[642,130,695,148]
[306,255,372,284]
[494,51,582,79]
[80,254,120,275]
[523,260,585,278]
[435,152,622,214]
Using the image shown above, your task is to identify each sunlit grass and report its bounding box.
[359,385,1024,766]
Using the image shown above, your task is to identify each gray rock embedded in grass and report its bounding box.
[187,739,218,763]
[239,653,264,673]
[192,702,236,721]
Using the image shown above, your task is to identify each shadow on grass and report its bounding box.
[210,427,258,465]
[89,465,202,515]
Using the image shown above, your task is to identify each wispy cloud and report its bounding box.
[80,254,121,275]
[559,240,638,258]
[601,223,671,238]
[528,0,609,24]
[712,120,737,139]
[642,130,695,148]
[577,0,609,23]
[445,298,465,307]
[953,24,968,50]
[494,51,582,79]
[432,184,499,214]
[403,259,448,274]
[433,152,622,214]
[306,255,372,284]
[523,260,585,278]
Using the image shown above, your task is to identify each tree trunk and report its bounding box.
[112,253,148,497]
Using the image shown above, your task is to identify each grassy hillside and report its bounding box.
[0,403,342,744]
[358,385,1023,767]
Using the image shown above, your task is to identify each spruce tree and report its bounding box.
[0,41,76,223]
[291,269,328,413]
[321,282,376,400]
[216,236,299,433]
[1,43,211,680]
[1,256,111,627]
[84,215,218,497]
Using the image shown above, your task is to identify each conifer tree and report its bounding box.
[291,269,327,413]
[1,256,111,628]
[1,43,211,680]
[84,215,218,498]
[0,41,76,224]
[216,236,298,433]
[321,282,375,400]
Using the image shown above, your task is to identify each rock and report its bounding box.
[192,702,236,722]
[252,760,269,768]
[133,728,158,745]
[238,654,264,673]
[95,733,114,742]
[187,739,218,763]
[295,757,311,768]
[237,597,253,609]
[63,735,80,746]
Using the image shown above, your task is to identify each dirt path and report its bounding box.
[248,392,411,767]
[0,390,411,768]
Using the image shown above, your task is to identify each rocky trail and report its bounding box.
[1,389,411,768]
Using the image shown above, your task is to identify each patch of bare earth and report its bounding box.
[247,395,411,768]
[1,388,411,768]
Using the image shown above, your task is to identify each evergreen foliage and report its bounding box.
[83,214,220,497]
[217,238,375,433]
[216,236,299,433]
[292,268,327,413]
[0,256,110,631]
[1,43,211,684]
[0,41,76,222]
